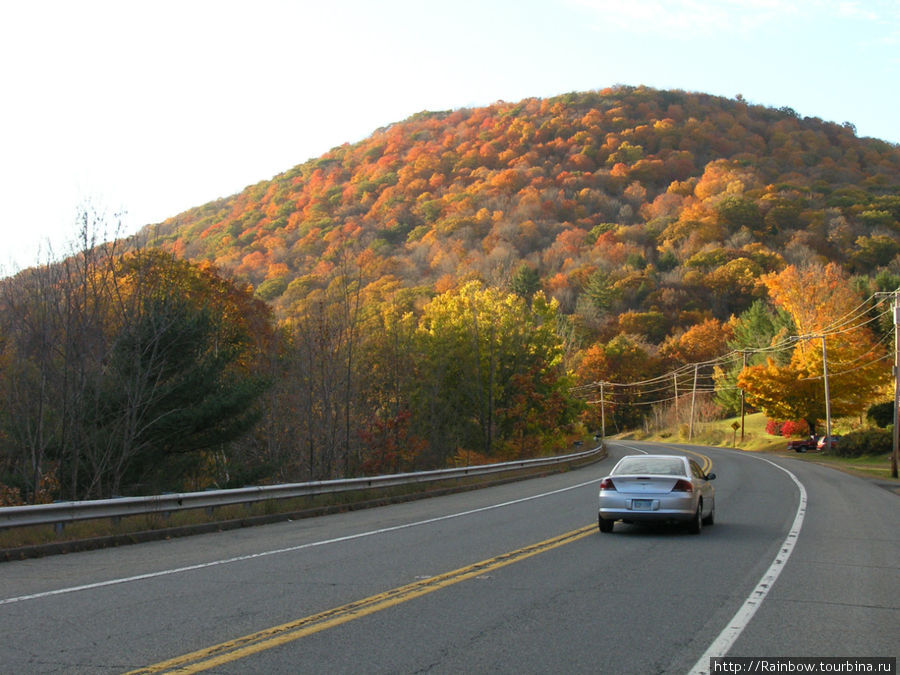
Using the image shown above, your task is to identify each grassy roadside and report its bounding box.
[617,412,899,487]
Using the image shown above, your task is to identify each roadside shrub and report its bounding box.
[829,428,891,457]
[0,483,24,506]
[867,401,894,428]
[781,420,808,437]
[766,419,808,437]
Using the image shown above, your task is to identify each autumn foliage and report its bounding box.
[3,86,899,497]
[148,87,899,342]
[143,86,897,463]
[738,264,890,434]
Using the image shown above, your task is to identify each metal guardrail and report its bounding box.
[0,445,603,530]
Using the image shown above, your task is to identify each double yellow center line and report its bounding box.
[127,524,597,674]
[686,449,714,476]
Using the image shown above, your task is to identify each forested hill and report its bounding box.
[4,85,900,500]
[146,85,900,341]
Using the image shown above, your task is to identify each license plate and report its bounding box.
[632,499,653,511]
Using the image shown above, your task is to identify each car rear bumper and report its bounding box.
[598,508,696,523]
[598,492,698,522]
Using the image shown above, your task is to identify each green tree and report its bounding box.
[100,294,269,494]
[584,270,620,312]
[714,300,795,414]
[510,263,541,302]
[413,282,577,463]
[84,251,273,495]
[849,235,900,272]
[716,195,762,231]
[867,401,894,428]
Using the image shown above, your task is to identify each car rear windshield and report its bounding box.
[611,457,685,476]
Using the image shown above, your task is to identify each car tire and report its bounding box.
[598,515,614,533]
[702,501,715,526]
[688,503,702,535]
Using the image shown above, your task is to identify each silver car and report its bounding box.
[598,454,716,534]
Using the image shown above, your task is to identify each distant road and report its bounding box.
[0,441,896,673]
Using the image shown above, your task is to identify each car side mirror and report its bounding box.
[705,472,716,481]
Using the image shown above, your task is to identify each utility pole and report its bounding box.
[876,291,899,479]
[689,364,698,440]
[740,351,747,442]
[674,372,679,423]
[600,381,606,443]
[894,303,900,478]
[820,336,833,452]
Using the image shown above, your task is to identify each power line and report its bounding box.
[574,293,896,418]
[578,303,892,393]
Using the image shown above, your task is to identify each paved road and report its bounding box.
[0,442,896,673]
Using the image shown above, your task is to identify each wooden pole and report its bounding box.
[821,336,833,451]
[875,291,899,478]
[600,381,606,442]
[689,364,698,440]
[740,351,747,442]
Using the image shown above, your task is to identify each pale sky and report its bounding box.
[1,0,898,273]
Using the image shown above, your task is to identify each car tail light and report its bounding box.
[599,478,616,490]
[671,479,693,492]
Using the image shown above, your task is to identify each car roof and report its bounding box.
[614,454,689,463]
[629,454,687,460]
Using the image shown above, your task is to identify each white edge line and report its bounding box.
[687,454,808,674]
[0,476,607,606]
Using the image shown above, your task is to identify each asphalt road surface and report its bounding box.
[1,441,897,673]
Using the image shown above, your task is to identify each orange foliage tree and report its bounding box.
[739,263,889,434]
[661,318,734,365]
[575,335,663,431]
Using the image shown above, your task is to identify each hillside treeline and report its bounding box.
[0,224,582,502]
[145,85,897,449]
[0,229,274,501]
[2,86,899,501]
[149,85,899,343]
